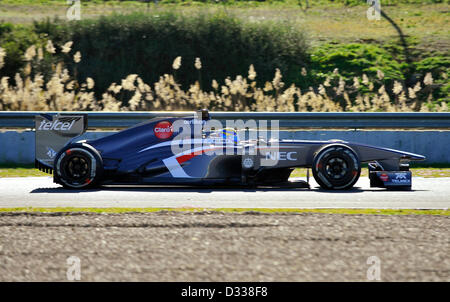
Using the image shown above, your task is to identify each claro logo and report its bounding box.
[38,119,75,131]
[154,121,173,139]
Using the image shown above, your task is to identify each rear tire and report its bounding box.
[312,144,361,190]
[54,144,103,189]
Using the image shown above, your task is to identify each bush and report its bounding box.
[2,41,448,112]
[310,43,407,82]
[0,23,45,80]
[2,9,447,108]
[33,12,309,98]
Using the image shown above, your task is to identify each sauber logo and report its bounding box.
[46,147,57,159]
[38,119,75,131]
[154,121,173,139]
[243,158,254,169]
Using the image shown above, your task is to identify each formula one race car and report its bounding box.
[35,110,425,190]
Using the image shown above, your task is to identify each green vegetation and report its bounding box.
[0,0,448,6]
[5,12,309,98]
[2,164,450,178]
[310,43,407,81]
[0,207,448,215]
[0,23,45,80]
[0,0,448,109]
[290,167,450,178]
[0,166,49,177]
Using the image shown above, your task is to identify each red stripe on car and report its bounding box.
[176,148,221,164]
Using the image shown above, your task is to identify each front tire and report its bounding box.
[54,144,103,189]
[312,144,361,190]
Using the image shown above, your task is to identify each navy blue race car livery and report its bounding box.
[35,110,425,190]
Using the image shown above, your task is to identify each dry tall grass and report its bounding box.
[0,41,447,112]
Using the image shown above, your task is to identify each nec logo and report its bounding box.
[265,151,298,161]
[38,119,75,131]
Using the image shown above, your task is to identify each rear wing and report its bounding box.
[35,114,87,173]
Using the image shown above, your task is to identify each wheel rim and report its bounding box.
[64,154,90,181]
[324,157,349,180]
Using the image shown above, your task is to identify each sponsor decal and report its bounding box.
[184,119,206,125]
[154,121,173,139]
[391,172,410,184]
[38,119,75,131]
[243,158,254,169]
[205,137,236,146]
[46,147,57,159]
[379,173,389,182]
[395,173,407,180]
[265,151,297,161]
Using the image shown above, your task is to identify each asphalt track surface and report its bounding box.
[0,176,449,209]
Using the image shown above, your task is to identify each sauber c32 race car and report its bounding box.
[34,110,425,190]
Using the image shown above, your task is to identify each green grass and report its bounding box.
[0,164,49,177]
[0,167,49,177]
[1,1,448,106]
[0,207,448,215]
[2,0,448,59]
[2,165,450,178]
[1,1,448,46]
[290,166,450,178]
